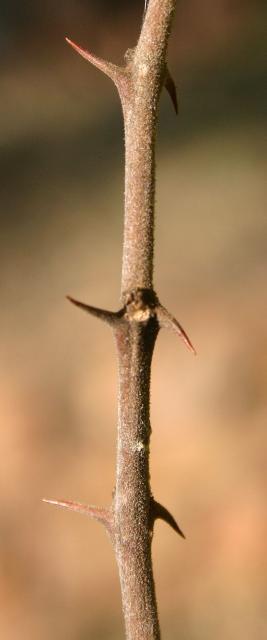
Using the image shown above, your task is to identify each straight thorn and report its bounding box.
[42,498,112,531]
[65,37,122,85]
[66,295,122,326]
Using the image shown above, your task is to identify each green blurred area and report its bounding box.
[0,2,266,639]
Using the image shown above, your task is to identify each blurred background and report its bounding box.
[0,1,266,638]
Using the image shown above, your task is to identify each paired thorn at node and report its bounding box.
[66,291,196,355]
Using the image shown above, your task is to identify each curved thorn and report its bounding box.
[42,498,112,531]
[66,295,122,326]
[152,499,185,539]
[165,68,178,114]
[65,37,122,85]
[156,305,196,355]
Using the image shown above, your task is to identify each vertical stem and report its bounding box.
[114,2,177,638]
[114,315,160,639]
[60,3,179,639]
[121,0,176,295]
[122,71,156,292]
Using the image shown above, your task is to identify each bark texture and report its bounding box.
[44,2,195,639]
[114,290,160,639]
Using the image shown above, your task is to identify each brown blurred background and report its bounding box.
[0,1,266,639]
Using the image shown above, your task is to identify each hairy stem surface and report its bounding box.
[114,301,159,639]
[114,2,177,638]
[46,3,188,640]
[121,0,176,293]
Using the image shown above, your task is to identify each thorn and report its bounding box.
[42,498,112,531]
[66,295,122,326]
[156,305,196,355]
[152,499,185,539]
[165,68,178,115]
[65,37,122,86]
[143,0,149,23]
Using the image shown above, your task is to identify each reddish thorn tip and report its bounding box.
[65,36,75,48]
[65,37,89,58]
[183,335,197,356]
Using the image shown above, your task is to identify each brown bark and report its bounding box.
[44,2,195,638]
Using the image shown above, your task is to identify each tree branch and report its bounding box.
[120,1,176,295]
[112,2,179,638]
[49,3,195,639]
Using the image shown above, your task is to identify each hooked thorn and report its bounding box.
[151,498,185,539]
[165,68,178,115]
[156,305,196,355]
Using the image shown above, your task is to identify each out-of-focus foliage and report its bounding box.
[0,2,266,639]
